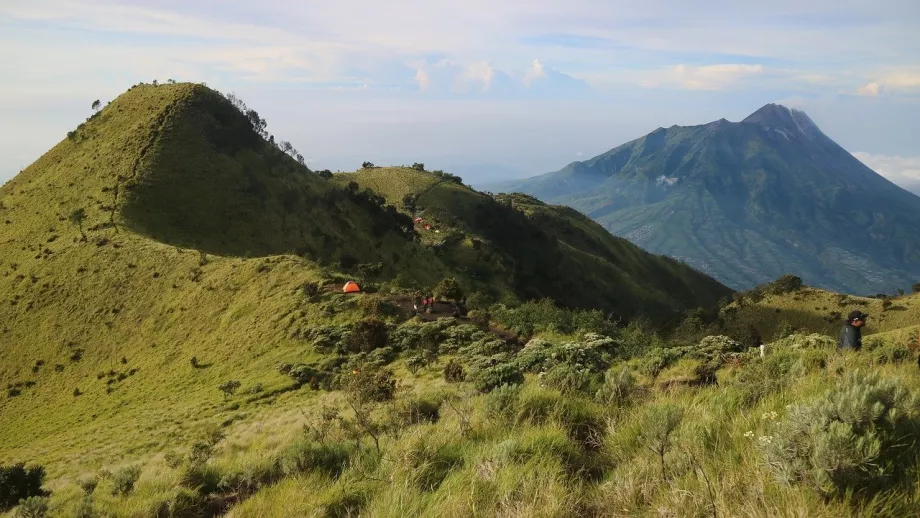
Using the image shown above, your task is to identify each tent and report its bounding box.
[342,281,361,293]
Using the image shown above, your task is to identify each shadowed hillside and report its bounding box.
[335,167,731,321]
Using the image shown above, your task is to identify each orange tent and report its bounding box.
[342,281,361,293]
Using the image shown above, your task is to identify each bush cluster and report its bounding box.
[760,371,920,497]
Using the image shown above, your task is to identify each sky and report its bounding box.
[1,0,919,189]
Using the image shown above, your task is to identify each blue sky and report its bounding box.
[1,0,919,188]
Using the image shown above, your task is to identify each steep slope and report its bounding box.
[492,105,920,294]
[0,82,447,478]
[335,167,731,319]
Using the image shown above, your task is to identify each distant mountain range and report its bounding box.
[488,103,920,295]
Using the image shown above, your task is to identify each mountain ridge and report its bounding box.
[488,104,920,294]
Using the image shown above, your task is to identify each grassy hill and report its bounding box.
[719,282,920,342]
[3,82,920,518]
[334,167,731,321]
[0,82,444,483]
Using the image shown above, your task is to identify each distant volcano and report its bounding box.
[488,104,920,294]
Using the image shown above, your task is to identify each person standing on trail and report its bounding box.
[838,310,868,351]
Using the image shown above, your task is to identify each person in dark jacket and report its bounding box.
[838,310,868,351]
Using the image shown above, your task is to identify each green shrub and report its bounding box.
[516,339,553,372]
[443,359,466,383]
[542,364,595,395]
[872,342,910,365]
[405,355,426,375]
[595,367,636,408]
[435,277,463,302]
[467,309,490,329]
[344,318,388,353]
[473,362,524,393]
[0,463,46,510]
[366,346,396,366]
[73,495,96,518]
[15,496,48,518]
[279,441,351,479]
[110,465,141,496]
[342,368,397,403]
[485,384,522,423]
[731,350,821,407]
[639,404,684,478]
[554,334,616,372]
[760,370,920,497]
[218,380,241,400]
[641,347,681,378]
[78,477,98,495]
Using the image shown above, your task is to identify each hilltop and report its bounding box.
[489,103,920,295]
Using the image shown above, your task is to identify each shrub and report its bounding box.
[110,465,141,496]
[405,355,426,376]
[279,441,351,479]
[73,495,96,518]
[366,346,396,367]
[760,371,920,497]
[467,309,490,328]
[434,277,463,302]
[595,367,636,408]
[553,334,615,372]
[641,347,681,378]
[0,463,46,510]
[78,477,98,495]
[218,380,241,400]
[516,338,553,372]
[342,368,397,403]
[344,318,388,353]
[14,496,48,518]
[485,384,522,423]
[542,364,595,395]
[872,342,910,365]
[443,359,466,383]
[473,362,524,393]
[639,403,684,478]
[770,274,804,294]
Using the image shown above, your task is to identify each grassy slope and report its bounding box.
[1,84,920,517]
[0,83,441,480]
[720,286,920,340]
[335,168,731,320]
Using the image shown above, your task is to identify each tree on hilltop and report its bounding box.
[91,100,101,113]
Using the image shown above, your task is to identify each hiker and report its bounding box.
[838,310,868,351]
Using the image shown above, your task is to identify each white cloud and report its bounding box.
[414,69,430,91]
[523,59,546,86]
[852,152,920,192]
[456,61,495,92]
[855,82,881,96]
[667,64,764,91]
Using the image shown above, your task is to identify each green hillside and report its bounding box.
[491,104,920,295]
[0,82,445,479]
[334,167,730,321]
[3,83,920,518]
[719,281,920,342]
